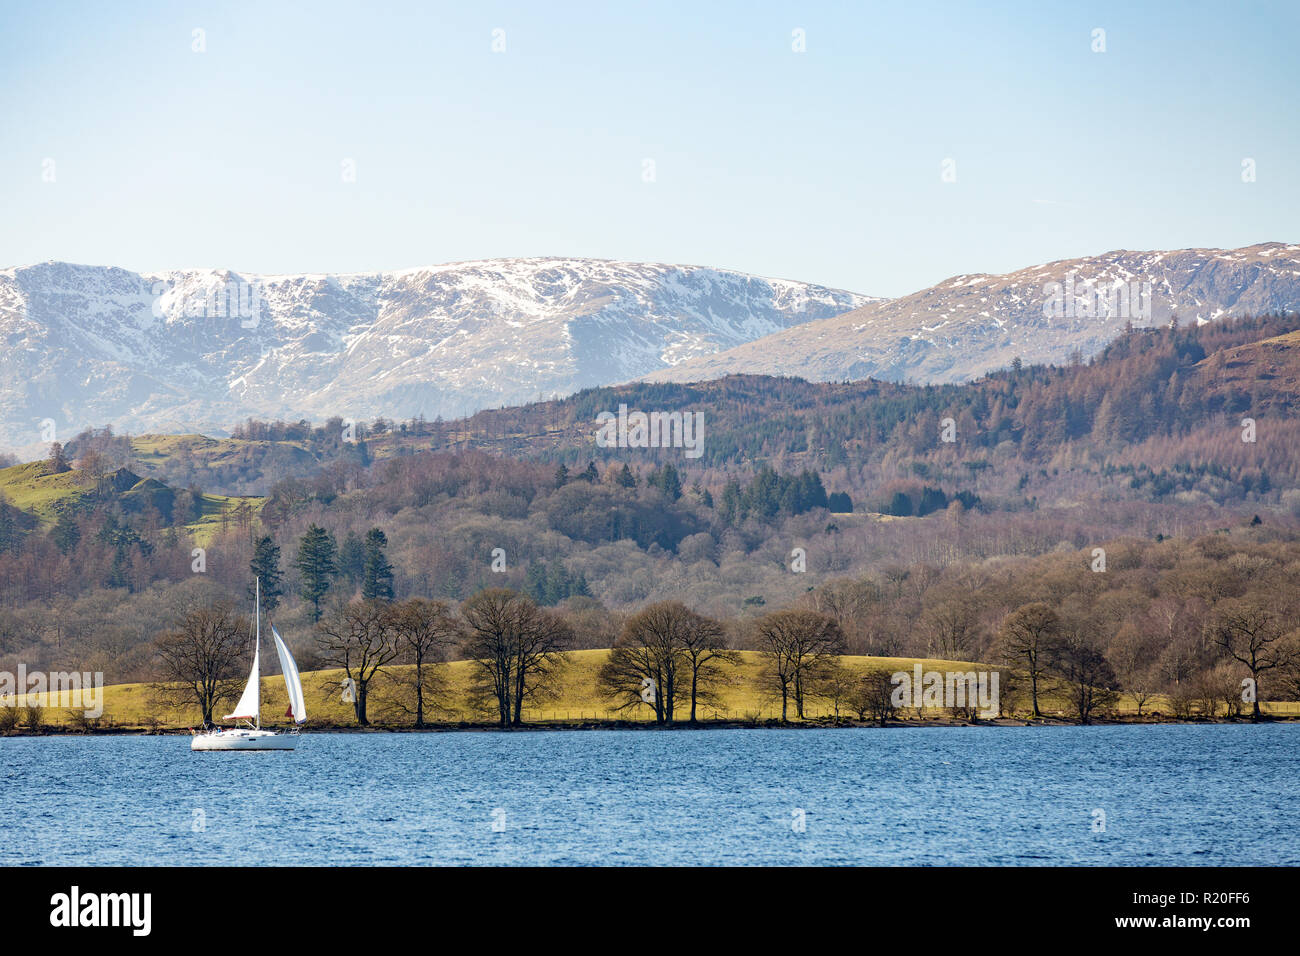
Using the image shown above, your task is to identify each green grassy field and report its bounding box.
[0,460,92,520]
[0,454,261,541]
[8,649,1298,731]
[184,492,263,544]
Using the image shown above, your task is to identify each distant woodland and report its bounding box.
[1,314,1299,718]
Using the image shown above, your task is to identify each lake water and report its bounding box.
[2,725,1296,865]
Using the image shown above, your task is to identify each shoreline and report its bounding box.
[4,713,1297,737]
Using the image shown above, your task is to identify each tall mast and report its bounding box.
[255,576,261,730]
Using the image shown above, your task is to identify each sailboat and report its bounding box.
[192,578,307,751]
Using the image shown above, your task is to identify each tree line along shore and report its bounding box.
[4,592,1298,735]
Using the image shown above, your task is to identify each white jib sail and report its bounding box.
[224,644,260,722]
[272,625,307,724]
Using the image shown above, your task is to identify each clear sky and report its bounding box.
[1,0,1296,297]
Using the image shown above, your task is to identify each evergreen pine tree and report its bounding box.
[887,491,913,516]
[524,560,548,603]
[719,481,742,524]
[295,523,337,622]
[249,535,285,614]
[361,527,394,601]
[338,531,366,585]
[658,463,682,501]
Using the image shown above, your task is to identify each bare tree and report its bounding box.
[315,599,399,725]
[996,603,1062,717]
[992,667,1018,717]
[805,578,880,652]
[1166,680,1198,720]
[598,602,686,724]
[753,610,843,721]
[847,667,897,726]
[153,602,249,726]
[1109,625,1160,717]
[461,588,572,726]
[384,598,459,727]
[1208,601,1297,721]
[921,592,981,660]
[597,602,733,724]
[1052,630,1118,725]
[679,607,737,722]
[599,636,673,723]
[815,660,859,720]
[1157,632,1203,688]
[1209,662,1246,719]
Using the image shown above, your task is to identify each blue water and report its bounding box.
[2,725,1296,865]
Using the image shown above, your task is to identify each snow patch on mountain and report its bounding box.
[0,258,873,451]
[644,243,1300,388]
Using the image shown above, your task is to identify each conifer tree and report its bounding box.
[249,535,284,614]
[295,523,337,622]
[361,527,394,601]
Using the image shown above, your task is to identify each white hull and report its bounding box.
[191,729,298,751]
[197,580,306,751]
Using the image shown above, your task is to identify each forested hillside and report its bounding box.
[0,315,1297,715]
[106,313,1300,512]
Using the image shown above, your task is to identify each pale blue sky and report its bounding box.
[1,0,1296,296]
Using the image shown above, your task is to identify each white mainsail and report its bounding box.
[224,578,262,724]
[224,644,260,722]
[272,625,306,725]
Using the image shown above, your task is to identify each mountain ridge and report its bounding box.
[0,257,874,452]
[6,242,1299,458]
[642,241,1300,387]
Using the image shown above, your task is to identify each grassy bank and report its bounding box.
[5,649,1299,733]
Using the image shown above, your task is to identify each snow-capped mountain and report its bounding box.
[0,258,873,451]
[644,243,1300,387]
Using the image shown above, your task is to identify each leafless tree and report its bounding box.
[1166,680,1198,720]
[992,667,1019,717]
[813,660,858,720]
[383,598,459,727]
[1208,601,1297,721]
[996,603,1062,717]
[153,602,249,726]
[679,607,737,722]
[461,588,572,726]
[805,577,880,651]
[1208,662,1246,718]
[753,609,843,721]
[599,606,684,724]
[597,601,733,724]
[1109,625,1160,716]
[315,599,399,725]
[1052,630,1118,724]
[847,667,897,726]
[921,592,981,660]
